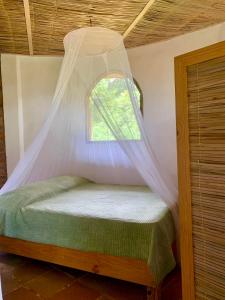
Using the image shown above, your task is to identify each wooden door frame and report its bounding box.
[175,40,225,300]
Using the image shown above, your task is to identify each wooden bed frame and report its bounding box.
[0,235,162,300]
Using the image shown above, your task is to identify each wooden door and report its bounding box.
[175,42,225,300]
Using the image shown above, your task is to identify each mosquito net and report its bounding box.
[0,27,178,225]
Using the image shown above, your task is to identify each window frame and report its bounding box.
[86,72,143,143]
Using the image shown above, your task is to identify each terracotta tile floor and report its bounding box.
[0,252,182,300]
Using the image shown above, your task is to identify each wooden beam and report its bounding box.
[123,0,156,39]
[23,0,33,55]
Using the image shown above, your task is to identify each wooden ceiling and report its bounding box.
[1,0,225,55]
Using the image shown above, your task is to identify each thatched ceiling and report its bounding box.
[125,0,225,47]
[1,0,225,55]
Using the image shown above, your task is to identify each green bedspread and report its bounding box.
[0,176,176,283]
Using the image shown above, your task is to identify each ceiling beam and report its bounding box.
[23,0,33,55]
[123,0,157,39]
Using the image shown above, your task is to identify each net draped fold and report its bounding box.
[0,27,178,226]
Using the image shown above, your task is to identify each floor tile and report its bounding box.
[0,253,24,268]
[78,274,146,300]
[24,268,75,298]
[97,296,114,300]
[53,264,86,280]
[4,287,42,300]
[1,271,22,295]
[162,274,182,300]
[12,260,50,284]
[1,259,50,295]
[48,281,101,300]
[0,262,14,274]
[0,252,181,300]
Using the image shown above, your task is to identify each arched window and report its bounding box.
[88,73,143,142]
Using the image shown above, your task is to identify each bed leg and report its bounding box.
[147,286,161,300]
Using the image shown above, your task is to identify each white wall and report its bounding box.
[1,55,62,175]
[2,21,225,178]
[127,21,225,180]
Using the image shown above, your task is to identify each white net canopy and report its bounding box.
[0,27,178,224]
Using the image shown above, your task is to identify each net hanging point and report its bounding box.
[88,4,93,27]
[89,16,93,27]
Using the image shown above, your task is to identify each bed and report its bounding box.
[0,176,176,300]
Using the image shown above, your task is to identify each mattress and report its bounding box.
[0,176,176,283]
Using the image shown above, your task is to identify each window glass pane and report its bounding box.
[89,75,142,142]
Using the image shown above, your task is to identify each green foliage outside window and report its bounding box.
[89,76,142,141]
